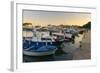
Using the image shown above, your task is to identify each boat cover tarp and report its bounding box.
[23,40,57,52]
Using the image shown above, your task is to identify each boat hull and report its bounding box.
[23,48,57,56]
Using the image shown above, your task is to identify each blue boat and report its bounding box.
[23,28,63,56]
[23,40,60,56]
[23,33,63,56]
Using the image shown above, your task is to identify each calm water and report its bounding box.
[23,32,84,62]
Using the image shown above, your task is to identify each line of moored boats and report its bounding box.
[23,26,85,56]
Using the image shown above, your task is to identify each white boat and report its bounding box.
[65,28,79,36]
[52,31,73,41]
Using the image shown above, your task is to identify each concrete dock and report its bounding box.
[73,31,91,60]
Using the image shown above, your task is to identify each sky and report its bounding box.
[23,10,91,26]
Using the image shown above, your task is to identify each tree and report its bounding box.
[23,23,32,26]
[82,21,91,29]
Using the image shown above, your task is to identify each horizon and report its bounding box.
[23,10,91,26]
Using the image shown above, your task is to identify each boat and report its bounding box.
[23,36,60,56]
[64,33,73,41]
[23,29,62,56]
[64,28,79,41]
[52,30,74,41]
[52,32,65,42]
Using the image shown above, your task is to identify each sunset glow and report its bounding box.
[23,10,91,26]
